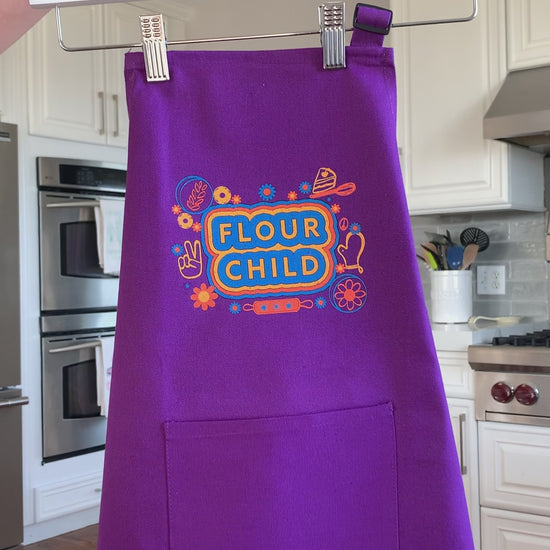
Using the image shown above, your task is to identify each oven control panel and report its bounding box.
[476,371,550,427]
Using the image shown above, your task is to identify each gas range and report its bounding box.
[468,330,550,427]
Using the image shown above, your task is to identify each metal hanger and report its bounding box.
[54,1,478,81]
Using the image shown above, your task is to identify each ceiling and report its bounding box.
[0,1,50,54]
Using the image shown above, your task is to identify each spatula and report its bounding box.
[460,243,478,270]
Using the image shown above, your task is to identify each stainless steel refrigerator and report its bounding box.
[0,122,28,549]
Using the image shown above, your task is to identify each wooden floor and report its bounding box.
[21,525,98,549]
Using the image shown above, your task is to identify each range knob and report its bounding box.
[514,384,539,406]
[491,382,514,403]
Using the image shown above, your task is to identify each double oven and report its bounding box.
[38,157,125,462]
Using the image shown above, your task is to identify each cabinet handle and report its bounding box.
[98,91,105,136]
[112,94,119,138]
[0,396,29,408]
[458,413,467,475]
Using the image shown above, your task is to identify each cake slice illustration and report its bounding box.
[310,167,356,199]
[312,167,337,195]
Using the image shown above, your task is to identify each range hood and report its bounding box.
[484,65,550,154]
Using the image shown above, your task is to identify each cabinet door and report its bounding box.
[391,0,510,214]
[482,507,550,549]
[507,0,550,70]
[479,422,550,516]
[448,398,480,550]
[27,7,106,144]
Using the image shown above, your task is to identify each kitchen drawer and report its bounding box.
[479,422,550,517]
[482,507,550,549]
[438,351,474,399]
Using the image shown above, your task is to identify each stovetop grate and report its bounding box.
[492,329,550,347]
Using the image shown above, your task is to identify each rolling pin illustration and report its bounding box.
[242,297,314,315]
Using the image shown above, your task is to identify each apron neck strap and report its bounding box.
[350,3,393,48]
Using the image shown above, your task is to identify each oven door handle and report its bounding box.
[46,201,101,208]
[49,340,102,354]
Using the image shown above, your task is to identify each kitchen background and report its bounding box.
[412,206,550,321]
[2,0,550,548]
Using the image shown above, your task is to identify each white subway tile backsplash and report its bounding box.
[410,211,549,321]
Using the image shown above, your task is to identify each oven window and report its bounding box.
[62,359,101,419]
[60,221,115,279]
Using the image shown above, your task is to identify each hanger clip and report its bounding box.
[140,14,170,82]
[319,2,346,70]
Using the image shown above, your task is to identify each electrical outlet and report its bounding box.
[477,265,506,295]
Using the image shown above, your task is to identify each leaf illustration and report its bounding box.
[187,181,207,212]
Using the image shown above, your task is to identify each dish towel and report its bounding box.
[94,198,124,276]
[95,336,114,417]
[98,5,474,549]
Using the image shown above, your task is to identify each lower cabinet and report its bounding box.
[438,349,480,549]
[479,422,550,549]
[448,398,480,550]
[482,508,550,549]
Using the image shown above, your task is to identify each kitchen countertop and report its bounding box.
[432,319,549,351]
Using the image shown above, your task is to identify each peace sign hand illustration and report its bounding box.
[177,240,203,280]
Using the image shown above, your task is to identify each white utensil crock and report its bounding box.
[430,270,472,324]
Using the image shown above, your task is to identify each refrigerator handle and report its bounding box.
[0,396,29,408]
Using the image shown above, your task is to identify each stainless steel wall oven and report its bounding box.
[38,157,125,462]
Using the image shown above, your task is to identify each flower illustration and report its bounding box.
[287,191,298,201]
[299,181,311,194]
[213,185,232,204]
[331,204,341,214]
[349,222,362,235]
[192,222,202,232]
[177,212,193,230]
[171,204,182,215]
[229,302,242,314]
[315,297,327,309]
[191,283,218,311]
[334,277,367,312]
[259,184,276,201]
[171,244,184,256]
[231,194,242,204]
[336,263,346,274]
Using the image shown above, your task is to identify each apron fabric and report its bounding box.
[98,6,474,549]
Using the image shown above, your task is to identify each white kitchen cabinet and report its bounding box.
[391,0,544,214]
[482,507,550,549]
[448,398,480,549]
[507,0,550,70]
[479,422,550,517]
[27,2,189,147]
[439,350,480,550]
[479,422,550,549]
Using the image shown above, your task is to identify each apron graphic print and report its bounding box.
[170,167,367,315]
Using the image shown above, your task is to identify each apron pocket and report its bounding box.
[164,402,398,550]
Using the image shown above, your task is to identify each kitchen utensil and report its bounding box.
[425,231,452,245]
[460,243,479,270]
[421,247,439,270]
[460,227,489,252]
[423,241,447,269]
[467,315,522,328]
[446,246,464,270]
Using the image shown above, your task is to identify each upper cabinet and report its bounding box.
[391,0,544,214]
[27,2,190,147]
[507,0,550,70]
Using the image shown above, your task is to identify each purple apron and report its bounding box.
[98,6,474,549]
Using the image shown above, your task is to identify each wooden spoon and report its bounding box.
[460,243,479,270]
